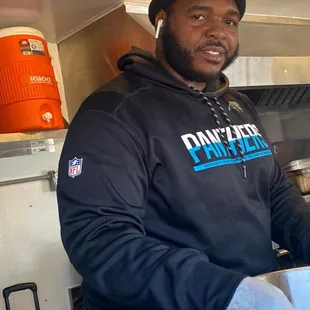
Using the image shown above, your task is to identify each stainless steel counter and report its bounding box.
[257,266,310,310]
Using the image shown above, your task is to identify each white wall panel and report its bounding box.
[0,146,81,310]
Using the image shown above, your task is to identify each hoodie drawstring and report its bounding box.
[189,86,247,179]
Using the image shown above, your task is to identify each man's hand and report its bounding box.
[227,277,295,310]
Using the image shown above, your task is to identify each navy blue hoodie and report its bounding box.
[57,48,310,310]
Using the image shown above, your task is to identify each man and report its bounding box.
[57,0,310,309]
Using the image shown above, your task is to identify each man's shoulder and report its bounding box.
[78,72,151,116]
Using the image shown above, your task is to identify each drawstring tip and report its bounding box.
[243,165,247,179]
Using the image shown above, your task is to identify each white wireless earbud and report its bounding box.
[155,19,164,39]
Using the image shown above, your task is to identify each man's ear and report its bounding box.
[155,10,167,28]
[155,9,167,25]
[154,10,167,39]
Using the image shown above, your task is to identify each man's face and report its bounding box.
[161,0,240,83]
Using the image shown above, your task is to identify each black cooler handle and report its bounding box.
[3,282,40,310]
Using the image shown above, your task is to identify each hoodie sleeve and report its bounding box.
[240,92,310,262]
[269,158,310,262]
[57,107,246,310]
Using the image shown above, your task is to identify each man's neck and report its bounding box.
[156,49,207,92]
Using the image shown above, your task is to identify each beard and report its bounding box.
[161,19,239,89]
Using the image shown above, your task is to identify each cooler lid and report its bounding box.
[0,27,44,40]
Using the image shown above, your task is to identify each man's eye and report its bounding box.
[226,20,237,26]
[192,15,205,21]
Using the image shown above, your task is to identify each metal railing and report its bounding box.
[0,170,58,191]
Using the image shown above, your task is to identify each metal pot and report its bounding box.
[256,266,310,309]
[283,159,310,195]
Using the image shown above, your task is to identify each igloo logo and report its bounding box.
[30,76,53,85]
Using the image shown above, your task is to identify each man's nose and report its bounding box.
[204,18,226,41]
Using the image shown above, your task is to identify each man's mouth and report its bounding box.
[199,46,226,63]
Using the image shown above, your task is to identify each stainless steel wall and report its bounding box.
[57,5,155,121]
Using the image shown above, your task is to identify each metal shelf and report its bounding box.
[0,129,67,159]
[0,129,67,143]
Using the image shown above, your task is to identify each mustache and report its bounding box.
[195,40,229,54]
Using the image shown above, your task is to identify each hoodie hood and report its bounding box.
[117,47,229,98]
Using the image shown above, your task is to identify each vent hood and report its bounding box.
[239,84,310,112]
[223,57,310,110]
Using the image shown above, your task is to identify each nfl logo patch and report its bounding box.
[68,157,83,178]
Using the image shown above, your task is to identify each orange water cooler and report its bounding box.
[0,26,64,134]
